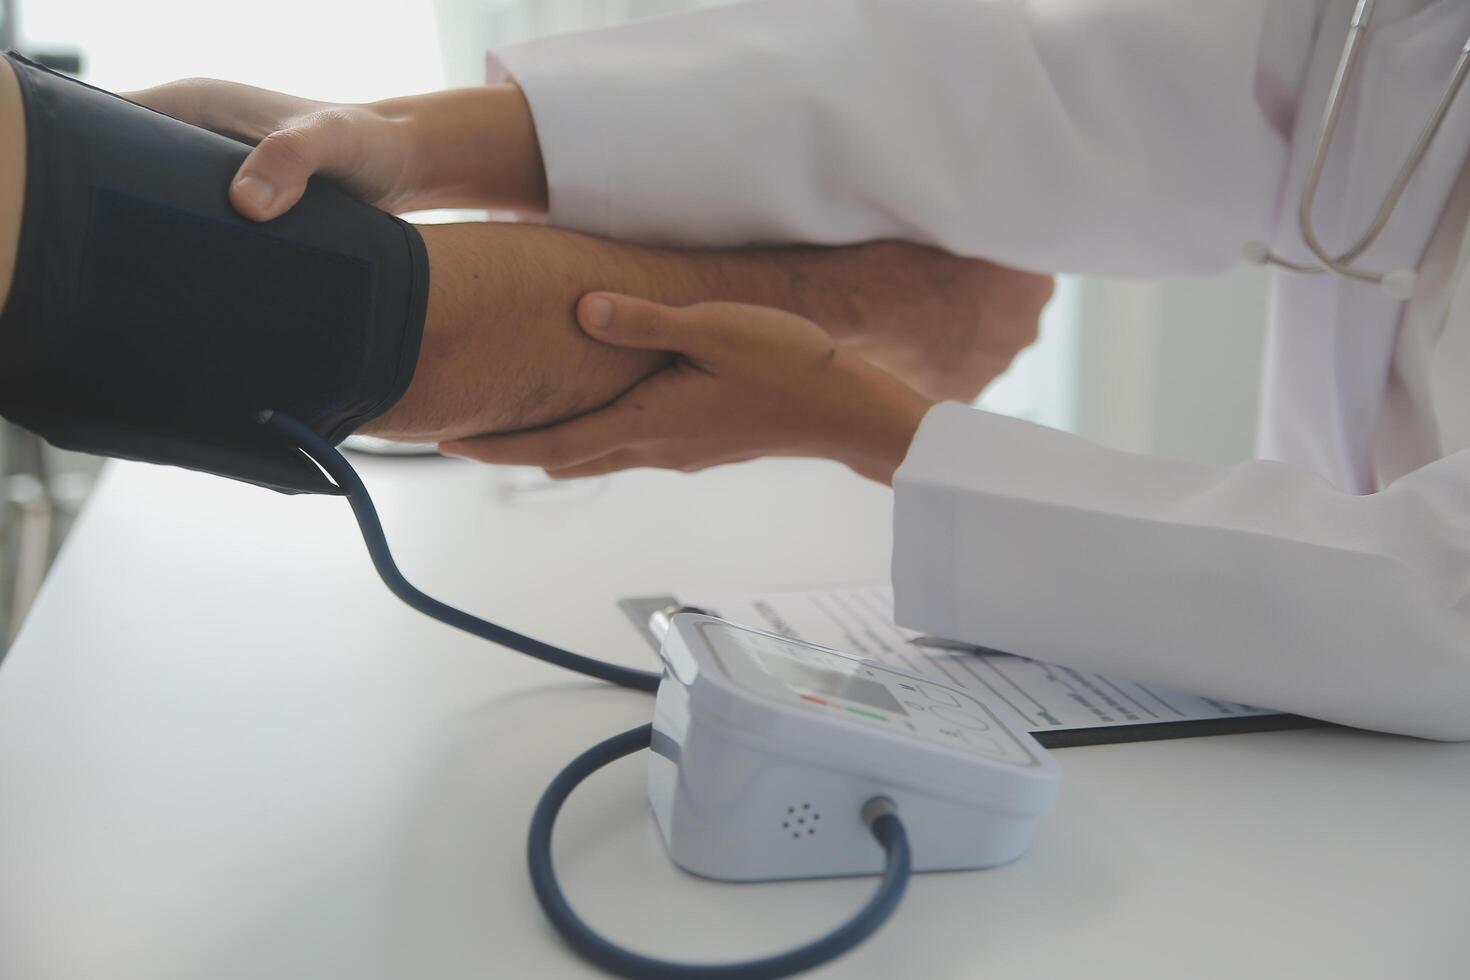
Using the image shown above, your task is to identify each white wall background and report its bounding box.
[1071,268,1270,466]
[21,0,447,99]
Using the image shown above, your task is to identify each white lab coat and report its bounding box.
[493,0,1470,740]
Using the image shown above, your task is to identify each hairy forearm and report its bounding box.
[681,243,924,343]
[361,226,897,443]
[365,222,721,441]
[362,220,1044,444]
[366,227,925,443]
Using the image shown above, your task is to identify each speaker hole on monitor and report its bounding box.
[781,805,821,839]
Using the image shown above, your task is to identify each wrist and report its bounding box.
[821,355,933,485]
[375,85,547,214]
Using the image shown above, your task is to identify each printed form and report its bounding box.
[680,583,1278,736]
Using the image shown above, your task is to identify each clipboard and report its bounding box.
[616,593,1327,749]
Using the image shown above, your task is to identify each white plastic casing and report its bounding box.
[648,615,1061,882]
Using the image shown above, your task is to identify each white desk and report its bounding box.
[1,456,1467,980]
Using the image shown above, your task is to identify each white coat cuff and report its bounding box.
[890,402,986,641]
[487,46,613,237]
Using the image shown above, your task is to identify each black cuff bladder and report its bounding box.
[0,52,430,494]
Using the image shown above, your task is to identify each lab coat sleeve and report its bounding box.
[892,403,1470,741]
[488,0,1323,276]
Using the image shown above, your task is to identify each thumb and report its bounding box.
[578,293,726,359]
[229,114,348,221]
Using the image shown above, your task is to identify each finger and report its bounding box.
[543,449,650,480]
[228,111,355,221]
[438,403,647,470]
[578,293,736,361]
[547,448,761,481]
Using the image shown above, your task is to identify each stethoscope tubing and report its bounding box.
[1248,0,1470,299]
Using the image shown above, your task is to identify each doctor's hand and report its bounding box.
[439,294,936,484]
[124,79,546,221]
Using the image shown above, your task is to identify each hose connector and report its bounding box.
[862,796,899,830]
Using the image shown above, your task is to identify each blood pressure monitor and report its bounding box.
[247,421,1067,975]
[649,614,1061,881]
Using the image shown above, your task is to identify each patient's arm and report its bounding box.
[0,59,657,446]
[0,56,1049,453]
[130,76,1055,406]
[372,225,1054,443]
[374,223,693,442]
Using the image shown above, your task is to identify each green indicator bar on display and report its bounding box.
[845,706,887,722]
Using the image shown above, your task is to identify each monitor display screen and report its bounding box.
[702,622,905,715]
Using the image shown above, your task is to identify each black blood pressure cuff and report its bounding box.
[0,52,430,494]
